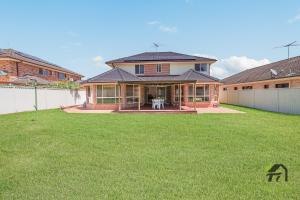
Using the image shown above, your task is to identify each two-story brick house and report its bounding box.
[81,52,220,111]
[0,49,83,84]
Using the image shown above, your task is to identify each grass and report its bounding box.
[0,105,300,199]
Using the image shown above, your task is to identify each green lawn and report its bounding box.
[0,105,299,199]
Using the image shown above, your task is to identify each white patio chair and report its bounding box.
[152,99,160,109]
[160,99,164,109]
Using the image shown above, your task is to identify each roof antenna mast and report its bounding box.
[153,42,160,52]
[274,41,300,59]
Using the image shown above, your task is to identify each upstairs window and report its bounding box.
[275,83,289,88]
[39,68,49,76]
[156,64,162,73]
[234,87,238,90]
[195,63,208,72]
[135,64,144,75]
[58,72,66,80]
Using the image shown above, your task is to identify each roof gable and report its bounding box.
[176,69,219,82]
[85,68,142,83]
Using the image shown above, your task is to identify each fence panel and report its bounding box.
[238,90,255,108]
[254,89,278,112]
[219,88,300,114]
[0,87,86,114]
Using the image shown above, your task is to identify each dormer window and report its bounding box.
[195,63,208,72]
[156,64,162,73]
[135,64,144,75]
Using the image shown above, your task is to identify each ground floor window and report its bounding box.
[242,86,253,90]
[275,83,289,88]
[96,84,120,104]
[126,84,139,104]
[188,84,209,102]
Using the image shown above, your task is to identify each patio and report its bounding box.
[63,105,243,114]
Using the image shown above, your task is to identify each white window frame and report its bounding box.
[135,64,144,75]
[96,84,120,104]
[126,84,139,104]
[156,64,162,73]
[188,84,210,102]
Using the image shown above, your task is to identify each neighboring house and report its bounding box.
[0,49,83,84]
[221,56,300,90]
[81,52,220,111]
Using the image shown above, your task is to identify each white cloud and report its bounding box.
[147,21,177,33]
[288,14,300,24]
[159,25,177,33]
[148,21,160,25]
[93,56,104,66]
[211,56,270,79]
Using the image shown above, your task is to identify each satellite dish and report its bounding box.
[270,69,278,76]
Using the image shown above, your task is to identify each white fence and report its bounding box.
[219,88,300,114]
[0,87,86,114]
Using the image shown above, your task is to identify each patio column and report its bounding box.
[183,84,189,105]
[118,84,121,111]
[138,84,141,111]
[120,84,126,110]
[179,83,182,110]
[92,85,97,109]
[194,83,196,111]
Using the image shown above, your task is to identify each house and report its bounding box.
[81,52,220,111]
[221,56,300,91]
[0,49,83,84]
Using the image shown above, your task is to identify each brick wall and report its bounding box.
[0,60,81,83]
[144,63,170,76]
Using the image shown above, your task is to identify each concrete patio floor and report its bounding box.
[63,106,244,114]
[196,107,244,114]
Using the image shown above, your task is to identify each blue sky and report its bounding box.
[1,0,300,78]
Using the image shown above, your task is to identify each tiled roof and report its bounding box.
[83,68,219,83]
[106,52,217,64]
[12,75,50,85]
[176,69,219,82]
[84,68,143,83]
[222,56,300,84]
[0,49,83,77]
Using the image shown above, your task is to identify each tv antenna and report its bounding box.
[274,41,300,59]
[152,42,161,52]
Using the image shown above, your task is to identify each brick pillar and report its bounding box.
[171,85,175,105]
[92,85,97,109]
[120,84,126,109]
[183,84,189,105]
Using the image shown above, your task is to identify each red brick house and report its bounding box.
[81,52,220,111]
[0,49,83,84]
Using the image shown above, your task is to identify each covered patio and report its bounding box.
[81,68,220,112]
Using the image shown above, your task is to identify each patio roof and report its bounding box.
[82,68,219,84]
[83,67,143,83]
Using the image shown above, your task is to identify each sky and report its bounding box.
[0,0,300,79]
